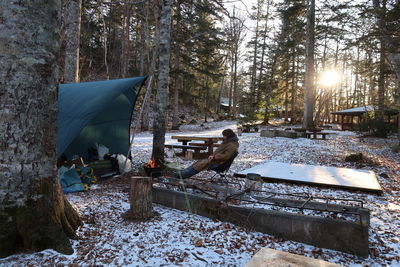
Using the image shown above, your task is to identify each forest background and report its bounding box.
[62,0,399,134]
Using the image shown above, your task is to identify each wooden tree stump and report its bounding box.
[129,177,153,220]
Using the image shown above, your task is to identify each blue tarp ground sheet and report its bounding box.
[58,166,85,193]
[58,165,97,193]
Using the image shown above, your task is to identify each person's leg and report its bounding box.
[174,158,215,179]
[207,163,220,171]
[174,165,199,179]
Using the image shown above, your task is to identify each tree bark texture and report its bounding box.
[152,0,172,163]
[377,29,387,136]
[63,0,82,83]
[171,2,182,130]
[139,1,149,76]
[171,68,180,130]
[232,48,238,118]
[263,53,277,124]
[257,0,270,100]
[121,6,131,78]
[0,0,81,257]
[303,0,316,129]
[373,0,400,141]
[291,50,297,124]
[141,3,160,131]
[130,177,153,220]
[250,0,261,103]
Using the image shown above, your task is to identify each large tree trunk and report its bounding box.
[232,46,238,118]
[152,0,172,163]
[257,0,270,102]
[228,53,234,112]
[63,0,82,83]
[121,5,131,78]
[204,77,210,122]
[171,71,181,130]
[290,50,297,124]
[377,32,386,133]
[227,7,245,118]
[217,74,225,114]
[250,0,261,104]
[139,1,149,76]
[171,2,182,130]
[373,0,388,137]
[141,2,160,131]
[385,52,400,144]
[0,0,81,258]
[372,0,400,143]
[263,52,278,124]
[303,0,316,129]
[351,46,360,107]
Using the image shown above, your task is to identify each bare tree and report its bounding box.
[152,0,172,163]
[0,0,81,257]
[303,0,316,129]
[226,8,246,118]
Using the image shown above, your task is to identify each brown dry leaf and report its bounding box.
[194,239,203,247]
[101,258,113,264]
[215,249,224,254]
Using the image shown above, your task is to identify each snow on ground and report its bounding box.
[1,120,399,267]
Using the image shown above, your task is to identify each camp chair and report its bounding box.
[208,151,239,181]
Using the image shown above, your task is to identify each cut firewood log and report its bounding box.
[129,176,152,220]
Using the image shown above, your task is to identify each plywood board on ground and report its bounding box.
[235,161,382,193]
[245,248,343,267]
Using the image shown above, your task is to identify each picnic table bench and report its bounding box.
[169,135,223,159]
[165,144,207,158]
[238,124,259,133]
[305,131,329,140]
[188,142,220,147]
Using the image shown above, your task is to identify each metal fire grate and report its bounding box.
[153,176,366,222]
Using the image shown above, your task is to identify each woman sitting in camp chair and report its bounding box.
[174,129,239,179]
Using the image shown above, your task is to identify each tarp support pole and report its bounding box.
[123,76,153,170]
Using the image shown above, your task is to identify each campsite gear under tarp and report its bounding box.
[58,165,98,193]
[57,76,147,160]
[88,160,118,178]
[58,166,85,193]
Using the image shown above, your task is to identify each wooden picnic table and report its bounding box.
[305,131,330,140]
[170,135,223,156]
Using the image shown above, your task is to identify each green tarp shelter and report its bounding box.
[57,76,147,160]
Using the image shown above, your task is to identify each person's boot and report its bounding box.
[174,166,199,179]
